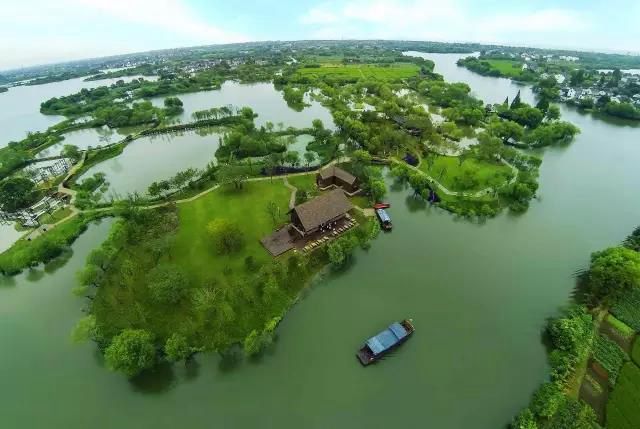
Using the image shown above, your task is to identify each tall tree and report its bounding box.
[105,329,156,377]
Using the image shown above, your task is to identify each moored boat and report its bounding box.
[373,202,390,209]
[356,319,415,366]
[375,208,392,230]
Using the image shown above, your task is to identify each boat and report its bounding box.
[375,208,392,230]
[356,320,415,366]
[373,202,390,209]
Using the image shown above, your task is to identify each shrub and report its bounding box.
[207,219,245,254]
[593,334,628,386]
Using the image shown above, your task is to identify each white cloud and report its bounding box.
[299,1,592,47]
[69,0,247,43]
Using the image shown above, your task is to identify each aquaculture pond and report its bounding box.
[1,54,640,429]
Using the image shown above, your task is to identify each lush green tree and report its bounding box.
[216,163,247,190]
[164,333,191,362]
[488,120,525,144]
[105,329,156,377]
[147,265,188,304]
[546,105,561,122]
[207,219,245,254]
[70,315,97,344]
[623,226,640,252]
[61,144,81,161]
[511,408,538,429]
[531,382,564,418]
[303,151,316,167]
[510,90,522,109]
[0,177,37,212]
[284,150,300,167]
[524,122,579,148]
[588,246,640,303]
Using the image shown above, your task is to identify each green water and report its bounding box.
[1,53,640,428]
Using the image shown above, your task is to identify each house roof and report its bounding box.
[318,166,357,185]
[292,188,353,232]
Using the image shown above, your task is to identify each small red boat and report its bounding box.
[373,203,390,209]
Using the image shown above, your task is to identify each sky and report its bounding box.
[1,0,638,70]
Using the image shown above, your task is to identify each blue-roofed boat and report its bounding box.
[356,320,415,365]
[375,208,392,231]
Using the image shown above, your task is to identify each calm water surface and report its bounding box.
[0,75,156,147]
[1,54,639,429]
[150,81,336,130]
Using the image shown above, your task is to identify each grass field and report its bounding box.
[173,179,292,287]
[485,59,524,78]
[287,173,316,191]
[294,63,420,81]
[419,155,513,193]
[606,362,640,429]
[39,207,73,224]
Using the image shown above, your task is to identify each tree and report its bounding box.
[105,329,156,377]
[303,151,316,167]
[545,105,560,122]
[524,122,579,148]
[62,144,81,161]
[488,120,524,144]
[531,382,564,418]
[0,177,37,212]
[588,246,640,303]
[147,265,188,304]
[511,408,538,429]
[369,179,386,202]
[217,163,247,190]
[284,150,300,167]
[207,219,244,254]
[327,241,346,267]
[265,201,280,226]
[164,333,191,362]
[510,90,522,109]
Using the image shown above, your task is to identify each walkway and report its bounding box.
[392,156,519,199]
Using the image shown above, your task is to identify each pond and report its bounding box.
[1,53,640,429]
[0,75,157,148]
[79,128,223,198]
[35,127,118,158]
[149,81,336,130]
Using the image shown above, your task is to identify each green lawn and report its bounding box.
[295,63,420,81]
[173,179,292,286]
[287,173,317,193]
[486,59,524,78]
[419,154,514,193]
[39,207,73,224]
[606,361,640,429]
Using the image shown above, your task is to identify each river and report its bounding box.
[1,53,639,429]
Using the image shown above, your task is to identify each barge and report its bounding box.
[356,319,415,366]
[375,208,392,230]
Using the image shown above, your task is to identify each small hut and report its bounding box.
[316,166,359,193]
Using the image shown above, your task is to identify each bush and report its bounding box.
[593,334,628,386]
[207,219,244,254]
[146,265,188,304]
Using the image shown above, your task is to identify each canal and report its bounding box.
[1,53,639,428]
